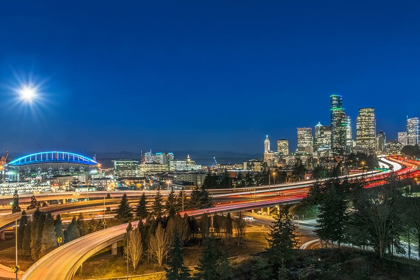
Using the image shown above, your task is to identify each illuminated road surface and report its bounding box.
[22,157,416,280]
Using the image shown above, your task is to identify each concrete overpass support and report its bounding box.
[111,242,118,255]
[0,230,5,240]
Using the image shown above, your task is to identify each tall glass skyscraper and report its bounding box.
[356,108,376,153]
[407,117,419,146]
[297,127,313,153]
[330,95,347,155]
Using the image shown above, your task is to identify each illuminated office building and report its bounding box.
[314,122,332,152]
[407,117,419,146]
[277,139,289,156]
[356,108,376,153]
[376,131,386,152]
[398,132,408,146]
[297,127,313,153]
[330,95,347,155]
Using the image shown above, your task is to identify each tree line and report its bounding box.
[18,210,105,261]
[304,175,420,259]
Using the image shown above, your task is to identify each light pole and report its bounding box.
[15,219,18,280]
[272,171,277,185]
[181,187,185,212]
[103,196,106,229]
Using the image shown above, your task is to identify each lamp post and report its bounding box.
[15,219,18,280]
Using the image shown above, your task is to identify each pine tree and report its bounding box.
[200,213,210,238]
[65,217,80,243]
[219,173,231,189]
[188,186,213,209]
[225,213,233,238]
[28,195,39,210]
[136,192,148,219]
[30,209,41,257]
[32,212,46,260]
[195,238,218,280]
[12,190,21,213]
[152,191,164,217]
[306,178,349,249]
[77,213,88,236]
[22,220,32,256]
[166,232,190,280]
[189,216,199,239]
[40,214,57,257]
[166,190,177,217]
[116,193,133,222]
[18,210,28,250]
[217,249,233,280]
[266,206,298,268]
[87,218,99,233]
[54,214,64,242]
[250,258,273,280]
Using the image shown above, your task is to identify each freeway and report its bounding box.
[22,156,416,280]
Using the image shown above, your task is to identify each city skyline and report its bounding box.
[1,1,420,154]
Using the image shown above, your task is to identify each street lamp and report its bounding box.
[269,171,276,193]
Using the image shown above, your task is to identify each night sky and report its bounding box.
[1,1,419,155]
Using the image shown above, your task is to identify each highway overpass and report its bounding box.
[22,157,418,280]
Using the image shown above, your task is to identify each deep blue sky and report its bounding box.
[1,1,419,155]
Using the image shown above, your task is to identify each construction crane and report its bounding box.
[213,157,218,166]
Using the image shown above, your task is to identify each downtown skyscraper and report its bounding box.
[330,95,348,155]
[297,127,313,153]
[407,117,419,146]
[356,107,376,153]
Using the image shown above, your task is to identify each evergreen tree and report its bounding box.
[189,187,213,209]
[12,190,21,213]
[250,258,273,280]
[195,238,218,280]
[136,192,148,219]
[18,210,28,250]
[315,183,348,248]
[40,214,57,257]
[54,214,64,242]
[166,232,190,280]
[32,212,46,260]
[306,178,349,249]
[22,220,32,256]
[200,213,210,238]
[116,193,133,222]
[219,173,231,189]
[189,216,199,239]
[77,213,88,236]
[30,209,41,257]
[27,195,39,210]
[65,216,80,243]
[217,249,233,280]
[266,206,298,269]
[225,213,233,237]
[152,190,164,217]
[87,218,99,233]
[202,173,218,189]
[166,190,177,217]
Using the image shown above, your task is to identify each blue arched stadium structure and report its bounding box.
[6,151,99,179]
[8,151,98,166]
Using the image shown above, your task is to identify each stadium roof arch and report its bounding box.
[7,151,98,167]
